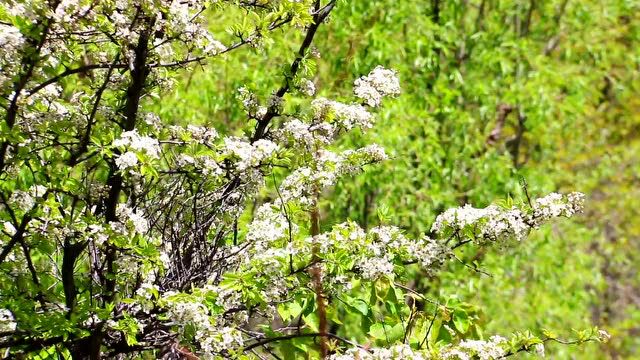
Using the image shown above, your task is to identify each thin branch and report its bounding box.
[243,332,370,352]
[452,254,492,277]
[27,63,127,97]
[251,0,336,143]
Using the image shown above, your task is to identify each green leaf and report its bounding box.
[453,309,470,334]
[369,323,404,343]
[303,313,319,332]
[278,302,303,322]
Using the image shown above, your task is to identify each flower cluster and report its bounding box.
[0,309,16,333]
[299,79,316,96]
[440,336,507,360]
[0,24,25,88]
[353,66,401,107]
[116,204,149,235]
[346,224,447,279]
[312,98,374,130]
[278,145,389,206]
[162,296,244,356]
[113,130,161,170]
[113,130,161,157]
[223,137,279,171]
[329,344,427,360]
[431,192,585,243]
[245,203,292,247]
[237,87,267,119]
[531,192,585,225]
[330,336,507,360]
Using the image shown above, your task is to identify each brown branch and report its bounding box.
[26,63,127,97]
[506,110,527,168]
[521,0,536,37]
[486,104,514,146]
[243,332,369,352]
[251,0,336,143]
[68,54,121,166]
[310,181,328,357]
[0,215,32,265]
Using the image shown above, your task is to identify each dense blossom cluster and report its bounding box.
[0,24,24,88]
[245,203,292,246]
[0,309,16,333]
[312,98,374,130]
[353,66,401,107]
[299,78,316,96]
[431,192,585,243]
[532,192,585,225]
[329,336,507,360]
[223,137,279,171]
[277,145,388,205]
[439,336,508,360]
[163,296,244,357]
[113,130,161,170]
[116,204,149,235]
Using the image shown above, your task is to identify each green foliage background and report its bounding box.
[155,0,640,358]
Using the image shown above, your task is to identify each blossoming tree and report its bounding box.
[0,0,608,359]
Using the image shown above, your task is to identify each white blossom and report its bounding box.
[9,190,35,211]
[202,36,227,56]
[224,137,278,171]
[431,204,497,233]
[187,124,218,144]
[246,203,290,246]
[531,192,585,225]
[117,204,149,234]
[312,98,374,130]
[87,224,108,246]
[329,344,428,360]
[431,193,585,243]
[115,151,139,170]
[598,329,611,342]
[357,256,395,280]
[135,282,159,300]
[278,118,335,146]
[113,130,160,158]
[0,309,16,332]
[0,25,25,87]
[2,222,16,236]
[353,66,401,107]
[441,335,507,360]
[300,79,316,96]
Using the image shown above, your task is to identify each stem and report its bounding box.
[310,186,328,358]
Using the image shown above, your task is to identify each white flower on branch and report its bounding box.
[357,256,395,280]
[0,309,16,332]
[299,79,316,96]
[353,66,401,107]
[2,222,16,236]
[115,151,138,170]
[312,98,373,130]
[117,204,149,235]
[223,137,278,171]
[113,129,160,158]
[531,191,585,225]
[246,203,291,246]
[431,192,585,243]
[9,190,35,211]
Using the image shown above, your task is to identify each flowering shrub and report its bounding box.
[0,0,609,359]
